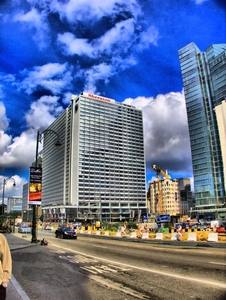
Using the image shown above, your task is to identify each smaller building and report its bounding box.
[147,177,192,219]
[10,202,22,213]
[7,196,22,214]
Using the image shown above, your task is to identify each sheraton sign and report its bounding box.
[82,92,115,104]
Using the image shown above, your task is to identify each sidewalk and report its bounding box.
[5,233,35,300]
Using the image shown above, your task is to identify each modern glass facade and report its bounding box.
[178,43,226,218]
[41,92,147,222]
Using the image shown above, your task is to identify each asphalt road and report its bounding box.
[9,231,226,300]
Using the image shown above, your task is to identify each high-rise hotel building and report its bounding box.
[41,92,147,222]
[178,43,226,219]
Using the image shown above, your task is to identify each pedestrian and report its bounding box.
[40,238,48,246]
[0,233,12,300]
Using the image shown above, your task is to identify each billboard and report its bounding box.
[157,214,171,223]
[29,167,42,205]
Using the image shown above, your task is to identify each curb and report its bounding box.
[10,275,31,300]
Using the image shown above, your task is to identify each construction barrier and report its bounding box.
[171,233,178,240]
[115,231,122,237]
[78,229,220,243]
[208,233,218,242]
[187,233,197,241]
[130,231,137,238]
[156,233,163,240]
[141,232,149,239]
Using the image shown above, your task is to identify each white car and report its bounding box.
[18,225,31,233]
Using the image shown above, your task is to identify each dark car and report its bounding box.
[55,226,77,239]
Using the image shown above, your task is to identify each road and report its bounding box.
[11,230,226,300]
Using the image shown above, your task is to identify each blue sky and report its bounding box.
[0,0,225,198]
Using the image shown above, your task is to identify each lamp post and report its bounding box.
[31,129,61,243]
[1,177,16,216]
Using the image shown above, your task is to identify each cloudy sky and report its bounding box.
[0,0,225,198]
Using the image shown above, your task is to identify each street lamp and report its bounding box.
[31,129,61,243]
[1,177,16,216]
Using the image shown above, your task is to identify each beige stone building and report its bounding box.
[148,179,181,216]
[147,177,192,218]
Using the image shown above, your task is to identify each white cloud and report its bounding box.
[58,18,158,59]
[0,130,12,157]
[57,33,94,57]
[13,8,49,48]
[25,95,63,131]
[15,63,73,95]
[0,175,27,199]
[138,26,160,48]
[0,96,63,170]
[123,91,192,175]
[57,16,157,92]
[9,0,159,96]
[0,129,36,170]
[0,102,10,131]
[82,63,115,93]
[194,0,209,4]
[97,19,135,54]
[49,0,140,24]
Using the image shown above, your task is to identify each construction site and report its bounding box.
[147,165,193,225]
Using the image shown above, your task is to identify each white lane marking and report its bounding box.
[57,253,131,274]
[89,275,146,299]
[209,261,226,266]
[51,243,226,289]
[80,264,131,275]
[92,245,107,248]
[49,250,65,253]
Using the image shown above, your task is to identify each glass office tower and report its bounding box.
[178,43,226,219]
[41,92,147,222]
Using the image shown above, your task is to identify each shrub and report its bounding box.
[108,226,118,232]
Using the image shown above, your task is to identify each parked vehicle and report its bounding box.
[44,225,52,230]
[55,226,77,239]
[210,220,223,229]
[0,225,12,233]
[174,223,187,229]
[18,225,31,233]
[216,227,226,233]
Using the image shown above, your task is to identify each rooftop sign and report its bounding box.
[82,92,115,104]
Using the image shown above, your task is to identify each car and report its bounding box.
[0,225,12,233]
[55,226,77,239]
[44,225,52,230]
[174,223,187,230]
[216,227,226,233]
[18,225,31,233]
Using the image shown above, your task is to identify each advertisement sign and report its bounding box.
[29,167,42,205]
[143,215,148,221]
[157,214,171,223]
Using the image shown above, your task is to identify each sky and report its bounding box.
[0,0,225,199]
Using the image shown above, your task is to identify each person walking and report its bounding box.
[0,233,12,300]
